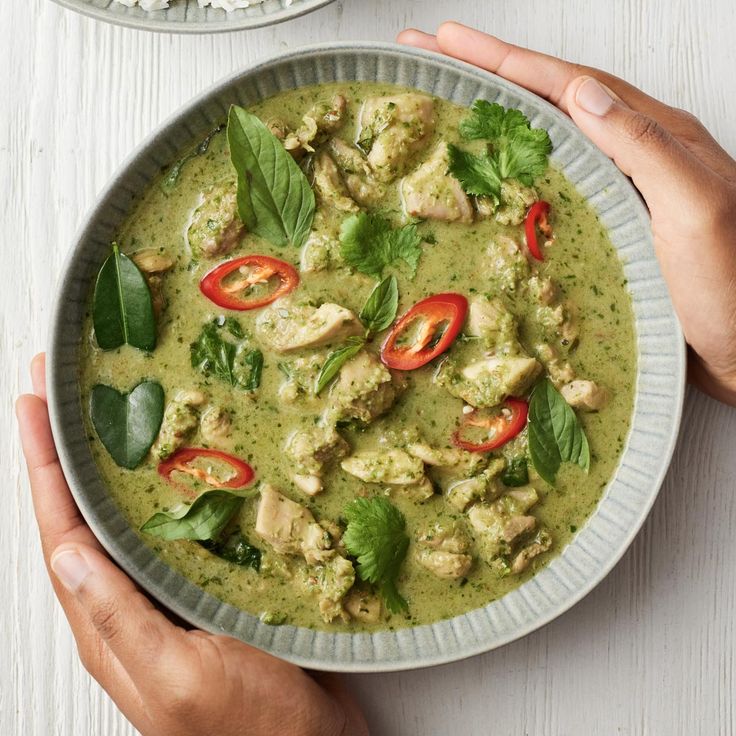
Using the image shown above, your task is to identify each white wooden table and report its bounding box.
[3,0,735,733]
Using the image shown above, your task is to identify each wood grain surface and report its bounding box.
[2,0,735,733]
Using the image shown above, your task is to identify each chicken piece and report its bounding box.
[285,425,350,496]
[277,353,325,403]
[529,276,579,349]
[266,118,289,140]
[511,529,553,573]
[131,248,175,317]
[300,232,343,273]
[256,300,363,353]
[302,553,356,624]
[292,474,321,497]
[405,442,485,476]
[152,390,207,460]
[358,93,435,182]
[536,343,576,387]
[400,142,473,223]
[341,449,425,486]
[390,476,435,502]
[327,138,385,207]
[529,276,559,306]
[312,150,360,213]
[286,425,349,476]
[494,180,538,226]
[255,485,333,565]
[283,94,347,157]
[131,248,175,275]
[486,235,530,293]
[468,487,540,562]
[344,589,382,623]
[446,458,506,512]
[561,380,609,411]
[415,521,474,579]
[477,182,537,226]
[200,406,232,444]
[187,180,244,259]
[327,350,401,424]
[436,354,541,409]
[465,296,520,353]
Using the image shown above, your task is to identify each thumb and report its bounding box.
[51,543,176,682]
[565,75,711,213]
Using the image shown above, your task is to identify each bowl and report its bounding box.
[48,42,686,672]
[49,0,336,33]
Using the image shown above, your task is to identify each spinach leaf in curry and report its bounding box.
[200,529,262,571]
[191,318,263,391]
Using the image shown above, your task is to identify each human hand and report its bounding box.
[399,22,736,406]
[16,354,368,736]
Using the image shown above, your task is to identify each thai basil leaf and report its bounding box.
[501,456,529,487]
[314,337,366,395]
[191,319,262,391]
[141,490,245,541]
[200,529,261,571]
[90,381,164,469]
[528,379,590,485]
[160,123,224,194]
[93,244,156,351]
[359,275,399,334]
[227,105,315,249]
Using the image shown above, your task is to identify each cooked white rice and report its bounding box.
[115,0,293,11]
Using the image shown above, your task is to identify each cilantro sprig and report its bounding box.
[343,496,410,614]
[448,100,552,205]
[339,213,422,278]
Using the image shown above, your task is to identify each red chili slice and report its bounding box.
[452,398,529,452]
[158,448,255,490]
[525,200,553,261]
[200,255,299,311]
[380,293,468,371]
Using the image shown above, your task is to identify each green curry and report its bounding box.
[80,82,635,631]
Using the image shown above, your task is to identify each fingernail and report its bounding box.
[576,77,615,116]
[51,549,91,593]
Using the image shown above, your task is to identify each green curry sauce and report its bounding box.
[80,82,635,631]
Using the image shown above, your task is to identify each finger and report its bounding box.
[310,672,370,736]
[396,28,441,53]
[432,22,736,180]
[31,352,47,401]
[16,394,101,557]
[433,22,651,113]
[50,542,179,685]
[565,76,722,214]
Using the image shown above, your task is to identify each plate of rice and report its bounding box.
[50,0,337,32]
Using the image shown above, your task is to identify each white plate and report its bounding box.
[49,0,336,33]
